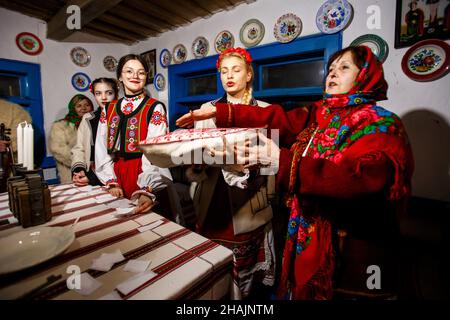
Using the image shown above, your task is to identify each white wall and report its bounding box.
[0,7,129,156]
[1,1,449,201]
[132,0,450,201]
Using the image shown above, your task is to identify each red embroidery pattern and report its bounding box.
[150,111,167,126]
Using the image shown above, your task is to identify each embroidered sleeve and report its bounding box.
[138,103,173,198]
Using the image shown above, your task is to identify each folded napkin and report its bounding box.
[116,271,157,296]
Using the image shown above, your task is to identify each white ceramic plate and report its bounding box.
[172,44,187,64]
[316,0,353,34]
[214,30,235,53]
[273,13,302,43]
[70,47,91,67]
[240,19,265,48]
[192,36,209,58]
[154,73,166,91]
[0,226,75,274]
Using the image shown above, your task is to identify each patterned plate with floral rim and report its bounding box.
[172,44,187,64]
[192,36,209,58]
[103,56,118,72]
[240,19,265,48]
[15,32,43,55]
[316,0,353,34]
[71,72,91,91]
[70,47,91,67]
[154,73,166,91]
[350,34,389,63]
[273,13,302,43]
[401,39,450,82]
[159,48,171,68]
[214,30,235,53]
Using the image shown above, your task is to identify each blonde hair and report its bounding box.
[220,53,254,105]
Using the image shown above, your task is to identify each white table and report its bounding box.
[0,184,233,300]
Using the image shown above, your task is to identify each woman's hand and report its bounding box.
[108,186,124,198]
[134,194,155,214]
[72,172,89,187]
[176,106,217,128]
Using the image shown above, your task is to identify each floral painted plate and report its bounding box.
[15,32,43,55]
[316,0,353,34]
[172,44,187,64]
[71,72,91,91]
[70,47,91,67]
[160,48,171,68]
[154,73,166,91]
[401,39,450,82]
[273,13,302,43]
[350,34,389,63]
[214,30,234,53]
[192,36,209,58]
[240,19,265,48]
[103,55,118,72]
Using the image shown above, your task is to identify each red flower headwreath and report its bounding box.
[89,83,94,94]
[216,47,253,71]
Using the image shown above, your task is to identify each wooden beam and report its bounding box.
[47,0,123,41]
[112,4,173,32]
[83,26,135,45]
[149,0,210,22]
[124,0,190,27]
[99,13,159,37]
[0,0,54,20]
[192,0,231,13]
[87,20,147,41]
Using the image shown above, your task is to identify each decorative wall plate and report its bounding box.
[240,19,265,48]
[154,73,166,91]
[401,39,450,82]
[350,34,389,63]
[71,72,91,91]
[214,30,235,53]
[273,13,302,43]
[172,44,187,64]
[316,0,353,34]
[70,47,91,67]
[103,55,118,72]
[192,36,209,58]
[15,32,43,55]
[160,48,171,68]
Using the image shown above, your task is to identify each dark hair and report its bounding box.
[90,78,119,98]
[116,54,149,85]
[327,46,367,72]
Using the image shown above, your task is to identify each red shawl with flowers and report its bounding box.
[277,47,414,299]
[213,46,414,300]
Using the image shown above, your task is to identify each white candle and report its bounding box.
[16,122,24,164]
[25,124,34,170]
[22,122,29,168]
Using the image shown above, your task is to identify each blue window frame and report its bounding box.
[0,58,57,183]
[168,32,342,131]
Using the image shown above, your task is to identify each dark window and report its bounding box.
[0,74,21,97]
[262,60,325,89]
[187,74,217,96]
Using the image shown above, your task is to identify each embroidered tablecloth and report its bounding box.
[0,184,233,300]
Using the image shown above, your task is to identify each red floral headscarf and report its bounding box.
[319,45,388,109]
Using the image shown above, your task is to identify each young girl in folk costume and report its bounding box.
[95,54,173,214]
[50,94,93,183]
[178,46,414,299]
[71,78,119,186]
[191,47,276,299]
